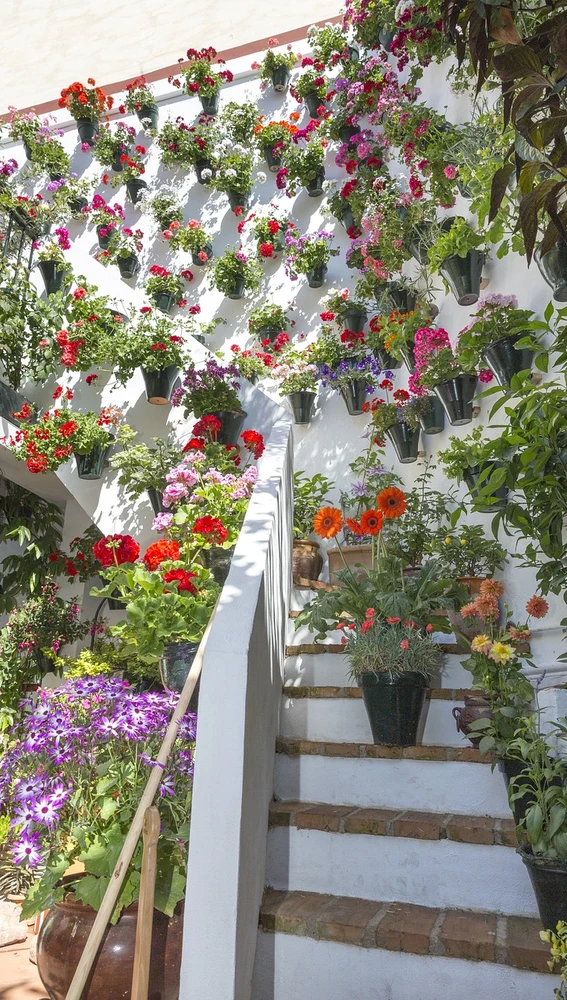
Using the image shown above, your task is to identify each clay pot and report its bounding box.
[456,576,487,596]
[37,897,183,1000]
[292,540,323,583]
[453,692,493,747]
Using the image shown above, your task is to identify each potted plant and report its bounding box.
[541,920,567,995]
[172,359,245,444]
[210,248,262,300]
[157,117,218,181]
[92,122,137,172]
[292,471,334,581]
[254,119,296,172]
[140,190,184,235]
[426,523,507,594]
[211,148,255,214]
[84,194,125,248]
[438,427,509,510]
[307,22,359,66]
[109,432,185,515]
[112,308,187,404]
[35,230,72,295]
[168,220,214,266]
[535,239,567,303]
[96,226,144,279]
[290,66,328,118]
[305,322,355,375]
[58,79,113,145]
[368,388,427,464]
[457,293,543,387]
[0,262,62,404]
[323,289,369,334]
[256,44,297,92]
[51,278,123,372]
[48,174,92,218]
[18,128,70,182]
[226,345,273,385]
[367,302,437,372]
[284,229,338,287]
[110,151,148,204]
[411,326,480,426]
[177,45,234,115]
[319,355,382,416]
[271,352,319,424]
[144,265,192,314]
[121,75,159,130]
[251,211,292,260]
[427,217,489,306]
[278,138,326,197]
[248,303,292,343]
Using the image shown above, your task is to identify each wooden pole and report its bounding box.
[65,605,217,1000]
[131,807,161,1000]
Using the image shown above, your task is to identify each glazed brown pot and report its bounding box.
[453,692,492,747]
[37,898,184,1000]
[292,539,323,584]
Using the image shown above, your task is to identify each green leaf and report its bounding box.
[548,803,567,839]
[154,862,185,917]
[100,797,118,821]
[79,828,124,878]
[526,803,544,844]
[73,874,110,911]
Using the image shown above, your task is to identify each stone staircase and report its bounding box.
[251,585,554,1000]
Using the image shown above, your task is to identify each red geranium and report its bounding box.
[93,534,140,568]
[241,429,264,459]
[143,539,180,571]
[193,516,228,545]
[163,568,198,594]
[26,455,48,474]
[183,437,205,452]
[192,415,222,438]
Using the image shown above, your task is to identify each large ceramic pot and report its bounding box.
[37,897,183,1000]
[287,390,316,424]
[358,671,427,746]
[225,276,246,300]
[195,159,216,185]
[199,92,220,116]
[74,440,113,481]
[434,374,478,426]
[342,306,367,333]
[137,104,159,130]
[340,381,367,416]
[126,178,148,205]
[463,461,509,512]
[152,290,177,314]
[292,540,323,583]
[141,365,179,405]
[483,334,534,388]
[76,118,98,146]
[305,169,325,197]
[520,850,567,931]
[440,250,485,306]
[117,254,140,280]
[227,190,251,213]
[452,692,492,747]
[160,641,199,695]
[419,396,445,435]
[535,240,567,302]
[305,92,325,118]
[211,409,247,445]
[307,264,327,288]
[272,66,291,91]
[37,260,68,296]
[385,421,420,464]
[203,545,235,586]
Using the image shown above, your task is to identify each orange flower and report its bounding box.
[345,517,364,535]
[313,507,343,539]
[143,539,180,571]
[359,509,383,535]
[289,111,300,122]
[526,595,549,619]
[377,487,406,519]
[479,578,504,598]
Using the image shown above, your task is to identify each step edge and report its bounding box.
[275,738,493,763]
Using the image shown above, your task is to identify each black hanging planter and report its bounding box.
[434,374,478,426]
[37,260,68,296]
[257,325,282,343]
[24,140,34,161]
[126,178,148,205]
[304,92,325,118]
[386,284,417,313]
[340,380,367,416]
[74,441,113,480]
[385,422,420,464]
[520,850,567,931]
[160,641,200,705]
[272,66,291,92]
[117,254,140,280]
[400,343,416,373]
[339,124,358,144]
[96,576,126,611]
[199,92,220,115]
[343,43,360,63]
[191,243,213,267]
[195,159,216,185]
[342,306,367,333]
[287,390,316,424]
[307,264,328,288]
[96,224,114,249]
[70,196,88,214]
[463,461,509,512]
[141,364,179,404]
[152,290,177,314]
[305,169,325,197]
[440,250,484,306]
[0,381,35,425]
[111,149,124,172]
[419,396,445,435]
[227,189,252,213]
[203,545,235,586]
[483,334,534,388]
[378,26,396,51]
[226,276,246,300]
[373,348,402,371]
[137,104,159,130]
[263,147,283,173]
[76,117,99,146]
[337,206,356,232]
[359,672,427,745]
[211,409,247,445]
[535,240,567,302]
[147,488,165,516]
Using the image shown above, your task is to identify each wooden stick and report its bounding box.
[131,807,161,1000]
[65,607,216,1000]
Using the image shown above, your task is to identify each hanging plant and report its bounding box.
[210,248,262,299]
[120,75,159,129]
[172,46,234,115]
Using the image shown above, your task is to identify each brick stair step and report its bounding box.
[286,642,485,656]
[259,889,551,974]
[269,801,516,847]
[276,738,492,763]
[283,685,472,701]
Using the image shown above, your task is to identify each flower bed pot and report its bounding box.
[152,290,177,314]
[399,343,416,373]
[419,396,445,434]
[272,66,291,91]
[434,374,478,426]
[37,260,68,296]
[70,196,88,213]
[137,104,159,130]
[0,381,35,426]
[203,544,235,586]
[292,539,323,583]
[483,334,534,388]
[96,224,113,249]
[191,243,213,267]
[385,421,420,463]
[373,348,402,371]
[199,92,220,115]
[385,284,417,313]
[74,441,113,480]
[535,240,567,302]
[339,124,358,144]
[340,380,367,415]
[263,146,283,172]
[147,487,165,516]
[76,118,98,146]
[195,159,216,185]
[452,692,492,747]
[358,671,427,746]
[305,92,325,118]
[342,306,367,333]
[126,178,148,204]
[141,365,179,405]
[37,897,183,1000]
[287,390,316,424]
[160,640,199,694]
[307,264,328,288]
[440,250,485,306]
[225,276,246,300]
[211,409,247,445]
[463,460,508,511]
[305,169,325,197]
[520,849,567,931]
[117,254,140,280]
[227,189,252,213]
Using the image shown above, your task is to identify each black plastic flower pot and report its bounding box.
[76,117,99,146]
[227,189,252,213]
[96,575,126,611]
[141,364,179,405]
[263,146,282,173]
[287,390,316,424]
[226,276,246,300]
[160,641,200,700]
[385,421,420,464]
[0,381,36,426]
[406,222,435,263]
[24,140,33,161]
[37,260,68,296]
[520,850,567,931]
[307,264,328,288]
[195,159,216,185]
[374,349,402,371]
[339,124,358,144]
[211,409,247,446]
[272,66,291,92]
[117,254,140,280]
[340,380,367,416]
[74,441,112,480]
[483,334,534,388]
[199,92,220,116]
[338,206,356,232]
[378,27,396,51]
[434,374,478,426]
[386,284,417,313]
[399,343,416,373]
[111,149,124,172]
[344,43,360,63]
[535,240,567,302]
[358,671,427,746]
[70,196,88,214]
[49,171,65,182]
[192,243,214,267]
[152,290,177,314]
[147,487,165,516]
[126,178,148,205]
[137,104,159,130]
[342,306,367,333]
[258,325,283,343]
[305,169,325,197]
[305,92,325,118]
[96,224,114,249]
[203,545,235,586]
[440,250,484,306]
[419,396,445,435]
[463,461,509,512]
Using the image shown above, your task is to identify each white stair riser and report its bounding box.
[275,755,511,817]
[284,653,473,690]
[252,932,551,1000]
[280,694,467,747]
[266,828,537,917]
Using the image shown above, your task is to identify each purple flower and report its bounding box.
[11,833,43,869]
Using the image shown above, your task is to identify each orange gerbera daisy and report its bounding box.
[313,507,343,539]
[345,517,364,535]
[377,487,407,519]
[359,509,383,535]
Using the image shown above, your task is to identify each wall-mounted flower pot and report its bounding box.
[344,43,360,62]
[225,276,246,300]
[339,123,358,144]
[152,290,177,314]
[520,849,567,931]
[117,254,140,280]
[263,146,282,172]
[137,104,159,130]
[211,409,247,445]
[70,196,88,214]
[305,169,325,197]
[342,306,367,333]
[337,205,356,232]
[111,149,124,172]
[386,284,417,313]
[195,159,216,185]
[452,692,492,747]
[147,488,165,516]
[419,396,445,434]
[287,390,316,424]
[227,189,252,213]
[103,579,127,611]
[0,381,36,426]
[385,421,420,463]
[373,348,402,371]
[258,325,282,343]
[399,343,416,373]
[23,141,33,161]
[141,365,179,405]
[272,66,291,91]
[74,441,113,480]
[340,380,367,415]
[535,240,567,302]
[307,263,328,288]
[463,461,508,512]
[191,243,214,267]
[203,545,235,586]
[96,224,113,249]
[49,171,65,182]
[359,671,427,746]
[440,250,484,306]
[37,260,68,296]
[292,539,323,583]
[126,178,148,204]
[483,334,534,388]
[199,92,220,116]
[434,374,478,426]
[305,92,325,118]
[378,27,396,51]
[76,117,99,146]
[161,642,201,711]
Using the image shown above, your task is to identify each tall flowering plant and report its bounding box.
[408,326,486,393]
[58,80,113,122]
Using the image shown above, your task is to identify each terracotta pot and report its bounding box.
[452,692,492,747]
[447,607,488,641]
[37,898,183,1000]
[456,576,487,596]
[292,540,323,583]
[328,543,372,584]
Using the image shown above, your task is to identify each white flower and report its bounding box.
[233,144,247,156]
[225,168,237,179]
[201,168,212,180]
[257,171,267,183]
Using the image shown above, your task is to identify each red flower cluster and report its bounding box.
[193,415,222,439]
[241,429,264,459]
[144,539,181,571]
[163,568,198,594]
[93,534,140,568]
[259,242,275,258]
[193,516,228,544]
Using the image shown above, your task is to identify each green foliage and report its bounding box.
[437,427,505,483]
[157,118,217,169]
[293,472,334,538]
[211,249,262,296]
[248,303,291,335]
[109,433,184,499]
[0,480,64,614]
[427,217,488,275]
[257,48,297,81]
[211,152,254,196]
[219,101,259,144]
[426,523,507,578]
[281,140,325,195]
[506,728,567,860]
[0,261,61,389]
[111,310,188,385]
[347,620,442,678]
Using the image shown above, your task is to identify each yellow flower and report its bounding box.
[488,641,516,664]
[471,634,492,656]
[460,538,467,545]
[444,537,452,545]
